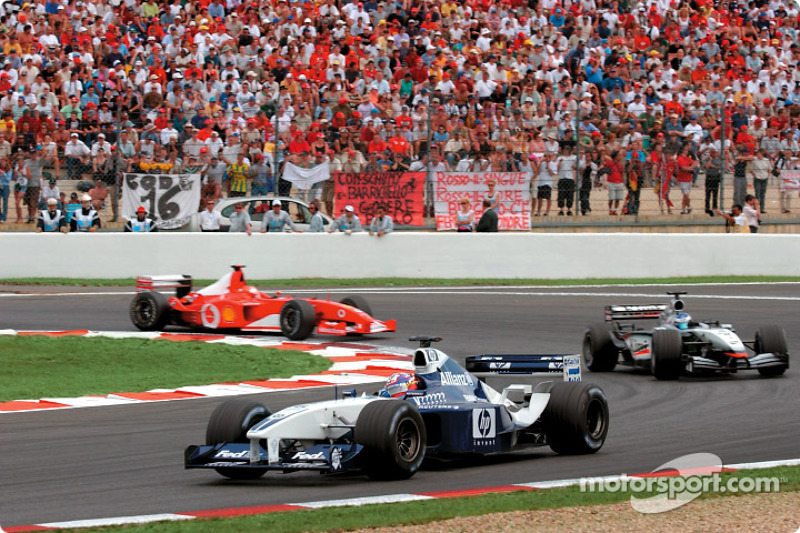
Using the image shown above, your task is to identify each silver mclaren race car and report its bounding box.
[583,292,789,380]
[185,337,609,480]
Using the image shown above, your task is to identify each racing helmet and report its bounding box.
[675,312,691,330]
[380,372,419,398]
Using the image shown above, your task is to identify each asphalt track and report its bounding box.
[1,283,799,527]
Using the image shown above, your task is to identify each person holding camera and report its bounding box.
[715,204,749,234]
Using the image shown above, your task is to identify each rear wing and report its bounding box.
[605,304,667,321]
[465,354,581,382]
[135,275,193,298]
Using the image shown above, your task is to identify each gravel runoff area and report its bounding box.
[349,492,800,533]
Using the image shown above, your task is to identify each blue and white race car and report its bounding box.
[185,337,609,480]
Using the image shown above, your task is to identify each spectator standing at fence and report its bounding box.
[476,198,498,232]
[779,152,798,213]
[40,176,60,209]
[455,197,475,232]
[12,153,29,224]
[308,200,325,232]
[556,146,577,216]
[676,145,697,215]
[229,202,252,236]
[749,150,771,214]
[250,153,272,196]
[733,150,752,208]
[369,204,393,237]
[70,194,101,232]
[329,204,362,234]
[201,156,225,208]
[227,152,250,198]
[0,157,10,223]
[535,152,556,217]
[604,150,625,216]
[124,206,158,233]
[36,198,67,233]
[198,200,222,232]
[484,179,500,212]
[704,148,723,217]
[262,199,301,233]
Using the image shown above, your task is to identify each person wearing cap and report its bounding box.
[368,204,393,237]
[39,174,60,209]
[36,197,67,233]
[328,204,362,234]
[261,199,301,233]
[70,193,101,232]
[124,206,159,232]
[228,202,252,236]
[64,132,91,180]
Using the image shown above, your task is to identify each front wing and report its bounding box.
[688,351,789,373]
[185,441,363,474]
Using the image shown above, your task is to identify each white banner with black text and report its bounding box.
[122,173,201,229]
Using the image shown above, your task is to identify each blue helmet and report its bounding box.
[379,372,419,398]
[675,312,691,330]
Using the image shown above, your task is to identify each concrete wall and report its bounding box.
[1,232,798,279]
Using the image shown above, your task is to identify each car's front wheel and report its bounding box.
[651,329,683,380]
[206,399,272,480]
[583,323,617,372]
[354,400,426,480]
[542,382,609,455]
[755,325,789,377]
[279,300,316,340]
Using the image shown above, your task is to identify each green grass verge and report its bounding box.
[2,275,800,287]
[0,336,330,402]
[50,465,800,532]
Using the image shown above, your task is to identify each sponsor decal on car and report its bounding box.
[330,447,342,471]
[409,392,446,408]
[214,449,249,459]
[441,371,473,386]
[291,451,326,461]
[472,408,496,442]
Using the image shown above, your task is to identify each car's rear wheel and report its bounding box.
[339,295,373,316]
[354,400,426,480]
[542,382,609,455]
[279,300,316,340]
[129,291,170,331]
[206,398,271,480]
[651,329,683,380]
[755,325,789,377]
[583,323,617,372]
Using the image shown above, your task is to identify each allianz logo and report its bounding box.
[441,372,473,386]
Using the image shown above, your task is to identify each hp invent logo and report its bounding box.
[472,408,496,439]
[477,409,492,437]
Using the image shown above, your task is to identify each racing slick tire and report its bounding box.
[583,323,617,372]
[129,291,170,331]
[339,295,373,317]
[280,299,316,340]
[354,400,426,480]
[542,382,609,455]
[651,329,683,380]
[205,399,272,480]
[755,325,789,377]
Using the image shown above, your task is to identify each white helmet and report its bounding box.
[81,194,92,202]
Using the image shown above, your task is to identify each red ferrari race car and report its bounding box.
[129,266,396,340]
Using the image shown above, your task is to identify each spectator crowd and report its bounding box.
[1,0,800,229]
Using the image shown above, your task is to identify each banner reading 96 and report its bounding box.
[122,174,201,229]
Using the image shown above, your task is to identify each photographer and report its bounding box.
[715,204,749,234]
